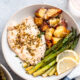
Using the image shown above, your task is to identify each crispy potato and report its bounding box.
[54,26,69,38]
[44,8,62,20]
[41,22,49,32]
[45,32,52,40]
[60,19,67,27]
[46,40,52,48]
[66,29,70,34]
[52,37,61,44]
[45,28,54,40]
[34,17,43,26]
[35,8,47,18]
[49,18,60,27]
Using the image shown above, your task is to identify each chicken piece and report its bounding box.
[41,22,49,32]
[54,26,70,38]
[44,8,62,20]
[60,19,67,27]
[52,37,61,44]
[46,40,52,48]
[8,16,46,65]
[35,8,47,18]
[45,28,54,40]
[34,17,43,26]
[49,18,60,27]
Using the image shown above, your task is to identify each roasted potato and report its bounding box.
[44,8,62,20]
[34,17,43,26]
[60,19,67,27]
[40,22,49,32]
[66,29,70,34]
[35,8,47,18]
[45,28,54,40]
[52,37,61,44]
[46,40,52,48]
[49,18,60,27]
[54,26,70,38]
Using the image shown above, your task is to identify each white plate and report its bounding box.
[1,4,80,80]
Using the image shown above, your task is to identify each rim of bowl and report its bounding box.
[0,64,13,80]
[1,4,80,80]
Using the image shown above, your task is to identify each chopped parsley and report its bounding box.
[37,34,41,38]
[15,55,18,57]
[37,32,45,38]
[20,62,22,64]
[55,16,60,18]
[41,32,45,35]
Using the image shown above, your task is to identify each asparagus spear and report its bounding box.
[42,66,54,77]
[44,41,73,62]
[48,66,56,76]
[62,31,73,44]
[55,29,76,51]
[28,61,44,74]
[26,66,33,71]
[45,39,63,56]
[42,58,56,67]
[70,34,80,49]
[33,60,56,77]
[28,41,73,74]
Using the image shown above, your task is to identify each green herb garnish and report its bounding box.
[15,55,18,57]
[37,32,45,38]
[41,32,45,35]
[20,62,22,64]
[37,34,41,38]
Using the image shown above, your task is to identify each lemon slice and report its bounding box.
[57,50,79,62]
[57,57,78,75]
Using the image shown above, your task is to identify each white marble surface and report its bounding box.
[0,0,80,80]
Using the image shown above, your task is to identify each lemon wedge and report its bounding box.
[57,57,78,75]
[57,50,79,62]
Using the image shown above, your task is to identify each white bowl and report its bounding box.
[1,4,80,80]
[0,64,13,80]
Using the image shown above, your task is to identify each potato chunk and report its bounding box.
[45,28,54,40]
[60,19,67,27]
[44,8,62,20]
[46,40,52,48]
[54,26,70,38]
[35,8,47,18]
[52,37,61,44]
[49,18,60,27]
[66,29,70,34]
[34,17,43,26]
[41,22,49,32]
